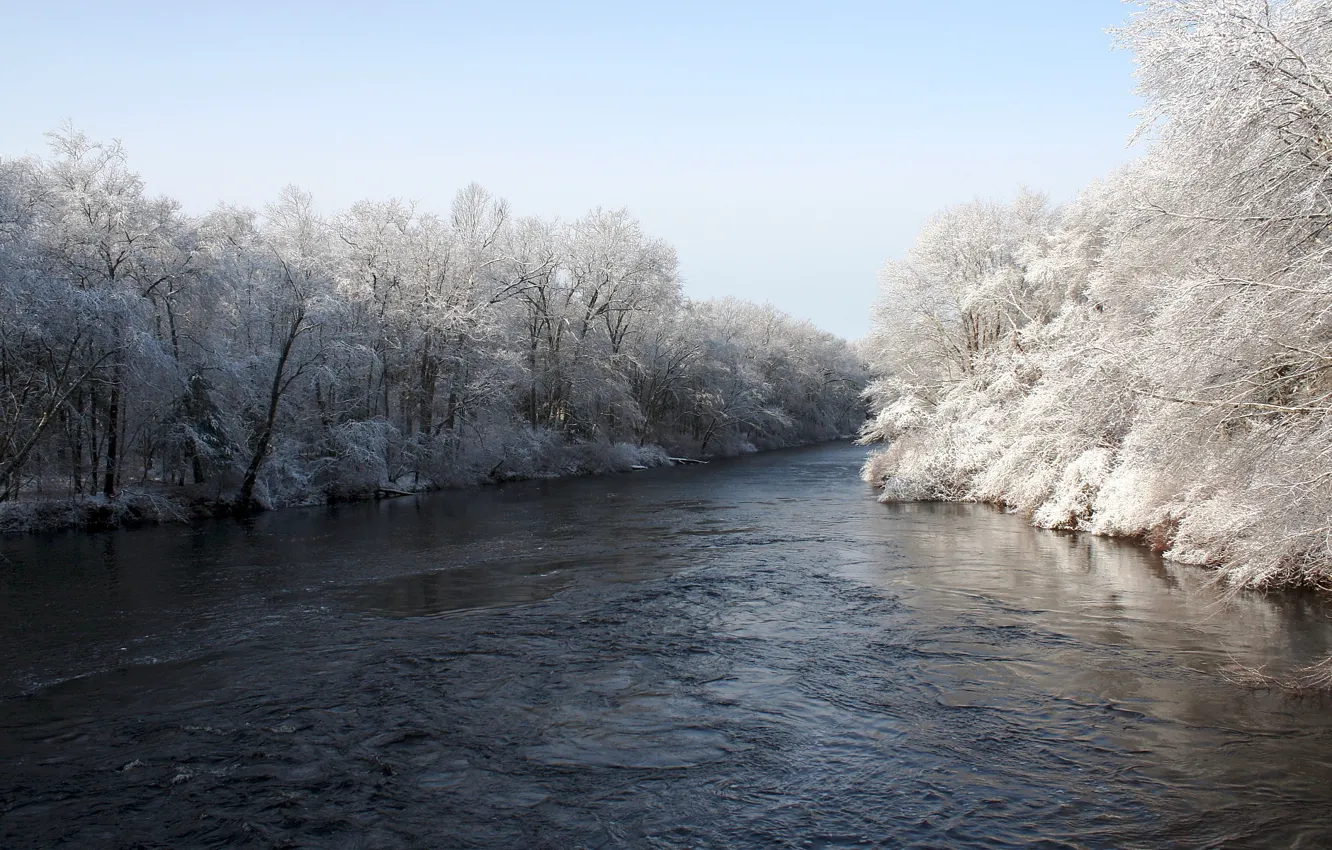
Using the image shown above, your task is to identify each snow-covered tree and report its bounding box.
[861,0,1332,590]
[0,130,866,527]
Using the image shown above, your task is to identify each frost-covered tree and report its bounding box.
[0,130,865,529]
[861,0,1332,590]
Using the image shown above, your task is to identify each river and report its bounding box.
[2,441,1331,848]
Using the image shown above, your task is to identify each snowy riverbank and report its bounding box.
[0,436,859,535]
[0,439,671,535]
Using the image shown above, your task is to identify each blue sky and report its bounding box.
[2,1,1143,339]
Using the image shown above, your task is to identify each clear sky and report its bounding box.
[2,1,1143,340]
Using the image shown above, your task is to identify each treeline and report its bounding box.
[862,0,1332,590]
[0,132,865,528]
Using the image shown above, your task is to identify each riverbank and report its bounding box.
[861,442,1332,691]
[0,435,854,535]
[860,440,1332,593]
[0,439,672,535]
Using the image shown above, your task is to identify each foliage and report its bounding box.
[862,0,1332,590]
[0,131,867,527]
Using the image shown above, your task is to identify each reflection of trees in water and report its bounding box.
[860,503,1332,724]
[366,561,574,618]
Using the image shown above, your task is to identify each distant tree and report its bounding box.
[0,128,866,523]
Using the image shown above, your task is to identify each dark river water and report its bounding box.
[3,442,1332,848]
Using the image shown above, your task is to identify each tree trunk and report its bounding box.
[102,366,121,498]
[239,311,304,509]
[417,334,436,436]
[71,389,85,495]
[445,389,458,432]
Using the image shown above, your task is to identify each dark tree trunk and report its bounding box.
[418,334,436,436]
[102,369,121,498]
[239,309,304,509]
[71,389,85,495]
